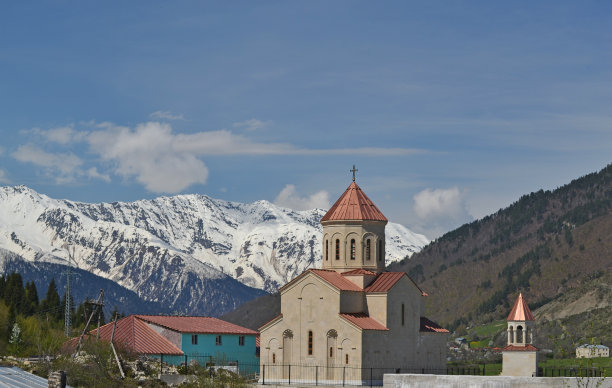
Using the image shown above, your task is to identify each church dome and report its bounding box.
[321,182,387,222]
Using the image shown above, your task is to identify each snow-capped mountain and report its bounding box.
[0,185,428,315]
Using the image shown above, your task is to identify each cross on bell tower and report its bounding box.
[350,165,358,182]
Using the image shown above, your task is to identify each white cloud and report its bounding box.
[274,184,330,211]
[14,119,424,193]
[86,167,111,183]
[0,169,9,184]
[233,118,269,131]
[88,122,208,193]
[150,111,185,121]
[13,144,83,183]
[25,126,87,145]
[412,187,474,239]
[413,187,468,220]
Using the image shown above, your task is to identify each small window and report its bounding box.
[308,331,313,355]
[335,239,340,260]
[192,334,198,345]
[329,347,333,357]
[216,335,222,346]
[272,353,276,364]
[350,239,356,260]
[325,240,328,261]
[401,304,405,326]
[239,335,245,346]
[366,239,371,260]
[345,354,349,365]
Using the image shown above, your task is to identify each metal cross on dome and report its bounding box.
[350,165,358,182]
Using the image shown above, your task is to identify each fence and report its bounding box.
[150,357,607,386]
[259,364,488,386]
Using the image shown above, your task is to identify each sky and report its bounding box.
[1,1,612,238]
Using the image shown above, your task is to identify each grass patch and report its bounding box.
[471,321,506,338]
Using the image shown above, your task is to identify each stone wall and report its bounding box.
[383,373,611,388]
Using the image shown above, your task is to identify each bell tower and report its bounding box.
[501,293,538,376]
[320,166,388,274]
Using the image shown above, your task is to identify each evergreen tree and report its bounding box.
[24,281,39,315]
[41,278,61,321]
[0,275,5,299]
[4,273,26,314]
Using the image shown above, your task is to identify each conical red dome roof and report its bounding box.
[321,182,387,222]
[507,293,534,321]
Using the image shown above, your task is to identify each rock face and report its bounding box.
[0,185,428,315]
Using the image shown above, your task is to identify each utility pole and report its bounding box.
[74,289,104,355]
[62,245,76,337]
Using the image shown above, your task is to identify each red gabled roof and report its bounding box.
[507,293,534,321]
[65,315,183,355]
[135,315,258,335]
[321,182,387,222]
[341,269,377,276]
[309,269,363,291]
[365,272,404,292]
[339,313,388,331]
[420,317,449,333]
[503,344,538,352]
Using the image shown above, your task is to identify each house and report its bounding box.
[576,344,610,358]
[67,314,259,373]
[259,177,448,385]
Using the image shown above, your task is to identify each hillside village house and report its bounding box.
[68,315,259,373]
[576,344,610,358]
[259,176,449,385]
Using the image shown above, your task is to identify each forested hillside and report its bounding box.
[389,163,612,330]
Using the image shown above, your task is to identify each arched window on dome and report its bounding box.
[335,239,340,260]
[350,239,356,260]
[366,239,371,261]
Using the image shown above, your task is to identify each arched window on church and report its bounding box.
[401,303,405,326]
[272,353,276,364]
[366,239,371,260]
[350,239,356,260]
[335,240,340,260]
[308,330,313,355]
[325,240,328,261]
[345,354,349,365]
[329,347,333,357]
[378,240,383,262]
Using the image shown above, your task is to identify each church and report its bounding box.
[259,173,448,384]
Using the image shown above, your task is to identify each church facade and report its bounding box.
[259,179,448,384]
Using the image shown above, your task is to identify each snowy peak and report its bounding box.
[0,185,428,314]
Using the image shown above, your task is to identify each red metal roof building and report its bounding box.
[65,314,259,367]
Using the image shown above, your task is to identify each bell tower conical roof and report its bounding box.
[507,293,534,321]
[321,182,388,222]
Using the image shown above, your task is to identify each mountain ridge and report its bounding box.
[0,185,428,316]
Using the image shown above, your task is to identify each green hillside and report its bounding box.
[389,163,612,334]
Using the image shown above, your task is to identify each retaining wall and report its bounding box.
[383,373,611,388]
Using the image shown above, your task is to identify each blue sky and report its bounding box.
[1,1,612,238]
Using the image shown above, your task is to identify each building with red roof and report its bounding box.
[66,314,259,372]
[501,293,538,377]
[259,174,448,384]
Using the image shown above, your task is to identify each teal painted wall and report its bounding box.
[158,333,259,375]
